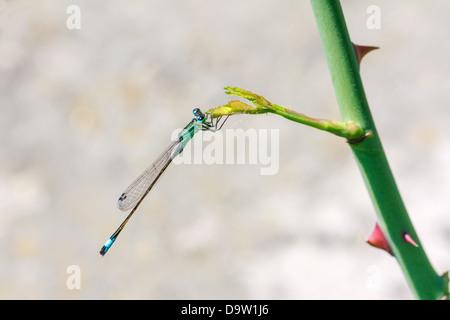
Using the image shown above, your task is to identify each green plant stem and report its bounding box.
[209,89,364,141]
[310,0,446,299]
[266,105,363,140]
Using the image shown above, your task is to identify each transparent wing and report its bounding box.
[117,139,182,211]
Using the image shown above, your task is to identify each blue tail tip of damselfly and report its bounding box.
[99,246,108,256]
[99,237,116,256]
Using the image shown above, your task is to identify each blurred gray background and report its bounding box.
[1,0,449,299]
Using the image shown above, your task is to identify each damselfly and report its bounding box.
[100,108,227,256]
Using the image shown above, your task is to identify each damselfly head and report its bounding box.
[193,108,206,123]
[193,108,202,116]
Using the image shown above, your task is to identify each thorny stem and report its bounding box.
[310,0,447,299]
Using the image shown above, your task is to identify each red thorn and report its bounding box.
[365,223,393,256]
[352,43,379,65]
[402,232,419,247]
